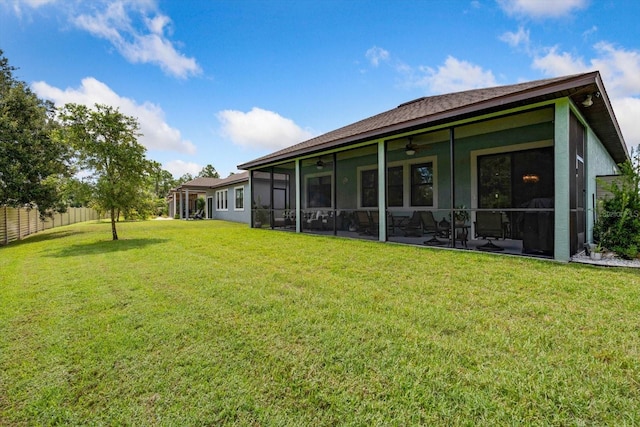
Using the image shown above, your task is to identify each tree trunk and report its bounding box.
[111,207,118,240]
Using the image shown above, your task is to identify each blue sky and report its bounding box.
[2,0,639,178]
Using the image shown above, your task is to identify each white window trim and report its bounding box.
[234,186,244,211]
[356,155,438,210]
[216,189,228,211]
[407,156,438,209]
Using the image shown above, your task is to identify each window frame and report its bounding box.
[216,189,228,211]
[410,161,435,207]
[234,186,244,211]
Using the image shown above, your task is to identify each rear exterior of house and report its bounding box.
[168,172,249,223]
[238,72,628,262]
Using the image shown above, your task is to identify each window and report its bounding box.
[307,174,332,208]
[216,189,228,211]
[411,163,434,206]
[234,187,244,210]
[387,166,403,207]
[478,147,553,209]
[361,169,377,207]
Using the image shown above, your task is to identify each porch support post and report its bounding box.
[179,191,183,219]
[249,170,255,227]
[172,193,177,218]
[449,127,456,247]
[185,189,190,219]
[377,139,386,242]
[295,159,301,233]
[554,99,571,262]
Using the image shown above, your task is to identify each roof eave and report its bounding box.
[238,72,628,169]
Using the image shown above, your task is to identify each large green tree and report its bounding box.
[0,50,71,214]
[57,103,151,240]
[197,164,219,178]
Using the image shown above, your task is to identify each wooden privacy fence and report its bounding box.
[0,206,100,246]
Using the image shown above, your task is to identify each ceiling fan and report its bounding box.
[404,137,429,156]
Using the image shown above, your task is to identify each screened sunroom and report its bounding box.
[239,72,628,262]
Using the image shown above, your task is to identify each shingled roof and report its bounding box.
[175,171,249,191]
[238,71,628,169]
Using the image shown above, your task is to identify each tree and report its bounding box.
[197,164,219,178]
[177,173,194,185]
[0,50,71,215]
[149,161,177,198]
[57,103,151,240]
[61,177,93,207]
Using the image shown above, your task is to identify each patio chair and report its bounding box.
[474,211,505,251]
[419,211,448,245]
[369,211,380,235]
[402,211,423,237]
[355,210,372,234]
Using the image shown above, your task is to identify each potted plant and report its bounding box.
[452,205,470,226]
[590,243,603,260]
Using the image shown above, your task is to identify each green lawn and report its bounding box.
[1,220,639,425]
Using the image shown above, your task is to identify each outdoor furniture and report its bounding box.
[419,211,448,245]
[474,211,505,251]
[402,211,423,237]
[355,210,372,234]
[453,223,470,248]
[370,211,379,235]
[387,212,409,236]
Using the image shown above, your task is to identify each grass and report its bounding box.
[1,219,639,425]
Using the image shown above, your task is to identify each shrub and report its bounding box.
[594,149,640,259]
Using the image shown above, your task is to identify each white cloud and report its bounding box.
[500,26,530,50]
[32,77,196,154]
[413,56,498,94]
[72,1,201,78]
[5,0,56,19]
[7,0,200,78]
[217,107,314,150]
[533,43,640,98]
[365,46,390,67]
[613,97,640,152]
[532,46,589,76]
[164,160,201,178]
[497,0,587,18]
[532,42,640,148]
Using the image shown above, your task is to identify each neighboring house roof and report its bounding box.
[175,171,249,191]
[167,172,249,201]
[238,71,628,169]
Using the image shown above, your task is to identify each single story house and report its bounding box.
[168,172,249,223]
[238,71,629,262]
